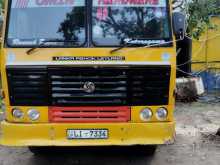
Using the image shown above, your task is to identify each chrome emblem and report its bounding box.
[83,82,95,93]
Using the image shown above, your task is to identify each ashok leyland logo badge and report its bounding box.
[83,82,96,93]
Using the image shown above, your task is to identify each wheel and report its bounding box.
[28,147,51,155]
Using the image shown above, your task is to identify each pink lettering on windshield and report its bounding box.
[97,0,159,5]
[15,0,30,8]
[35,0,74,6]
[96,7,108,20]
[13,0,84,9]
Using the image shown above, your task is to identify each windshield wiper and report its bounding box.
[110,42,131,54]
[110,38,143,54]
[110,39,169,54]
[26,39,77,55]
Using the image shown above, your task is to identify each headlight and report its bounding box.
[27,109,40,121]
[140,108,153,121]
[12,108,24,119]
[156,107,168,121]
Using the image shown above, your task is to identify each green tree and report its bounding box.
[186,0,220,39]
[173,0,220,39]
[0,0,4,10]
[58,7,85,42]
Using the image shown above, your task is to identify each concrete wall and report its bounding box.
[192,16,220,92]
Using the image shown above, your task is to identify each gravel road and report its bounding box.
[0,102,220,165]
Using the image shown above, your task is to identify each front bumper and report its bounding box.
[0,121,175,146]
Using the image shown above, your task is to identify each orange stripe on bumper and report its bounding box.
[49,106,131,123]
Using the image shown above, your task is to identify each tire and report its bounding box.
[28,147,51,155]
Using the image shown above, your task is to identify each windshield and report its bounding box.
[7,0,86,47]
[6,0,172,48]
[92,0,171,46]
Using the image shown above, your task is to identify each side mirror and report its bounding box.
[172,12,186,39]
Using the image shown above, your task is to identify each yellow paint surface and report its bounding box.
[192,16,220,71]
[0,121,175,146]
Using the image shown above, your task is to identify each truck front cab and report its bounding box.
[0,0,185,148]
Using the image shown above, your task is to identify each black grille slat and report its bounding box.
[52,87,126,92]
[7,66,170,106]
[51,81,126,85]
[12,81,45,87]
[13,87,46,93]
[13,99,48,105]
[51,75,127,80]
[55,99,125,105]
[52,93,127,98]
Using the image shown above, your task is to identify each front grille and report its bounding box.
[7,66,170,106]
[49,68,128,106]
[49,106,131,123]
[7,68,48,106]
[49,67,170,106]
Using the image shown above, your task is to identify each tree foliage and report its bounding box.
[173,0,220,39]
[0,0,4,10]
[58,7,84,41]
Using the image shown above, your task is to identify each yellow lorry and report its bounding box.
[0,0,185,154]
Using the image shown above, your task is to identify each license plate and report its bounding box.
[67,129,108,139]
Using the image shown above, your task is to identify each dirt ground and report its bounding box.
[0,102,219,165]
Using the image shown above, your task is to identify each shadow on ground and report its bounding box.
[27,146,154,165]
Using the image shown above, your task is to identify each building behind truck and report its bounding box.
[192,16,220,93]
